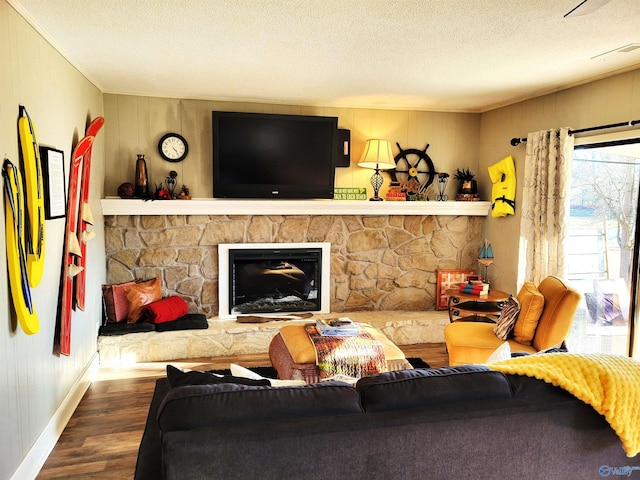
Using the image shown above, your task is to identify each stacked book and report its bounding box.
[316,318,360,336]
[459,281,489,296]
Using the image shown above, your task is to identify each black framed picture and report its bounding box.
[39,146,66,219]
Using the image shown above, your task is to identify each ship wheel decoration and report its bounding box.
[390,143,436,194]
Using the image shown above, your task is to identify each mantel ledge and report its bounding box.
[101,197,491,216]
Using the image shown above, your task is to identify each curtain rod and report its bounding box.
[510,118,640,146]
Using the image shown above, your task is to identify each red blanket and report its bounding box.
[305,324,388,379]
[142,296,188,324]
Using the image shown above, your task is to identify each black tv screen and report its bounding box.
[212,111,338,199]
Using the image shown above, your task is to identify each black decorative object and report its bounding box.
[391,143,436,194]
[435,172,449,201]
[454,168,479,201]
[165,170,178,198]
[335,128,351,167]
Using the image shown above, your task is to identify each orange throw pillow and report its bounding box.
[124,278,162,323]
[512,282,545,345]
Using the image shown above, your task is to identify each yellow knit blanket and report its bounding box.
[489,353,640,457]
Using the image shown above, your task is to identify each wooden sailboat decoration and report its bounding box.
[478,240,494,282]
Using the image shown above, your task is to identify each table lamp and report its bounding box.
[357,139,396,201]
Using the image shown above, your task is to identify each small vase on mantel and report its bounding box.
[135,154,149,198]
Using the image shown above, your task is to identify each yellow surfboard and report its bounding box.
[18,106,46,287]
[3,159,40,335]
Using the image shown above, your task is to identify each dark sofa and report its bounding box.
[134,365,635,480]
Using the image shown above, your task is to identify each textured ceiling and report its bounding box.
[9,0,640,112]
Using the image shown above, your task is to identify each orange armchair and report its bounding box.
[444,276,581,366]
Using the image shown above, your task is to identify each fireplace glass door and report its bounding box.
[228,247,322,315]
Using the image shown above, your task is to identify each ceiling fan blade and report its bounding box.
[564,0,612,18]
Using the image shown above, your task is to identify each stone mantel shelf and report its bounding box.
[101,197,491,216]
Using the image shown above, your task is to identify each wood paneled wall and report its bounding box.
[479,68,640,293]
[0,2,105,478]
[103,95,481,200]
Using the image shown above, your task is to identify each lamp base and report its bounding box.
[369,168,385,202]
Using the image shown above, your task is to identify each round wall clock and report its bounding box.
[158,133,188,162]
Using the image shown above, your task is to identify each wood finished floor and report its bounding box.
[36,343,448,479]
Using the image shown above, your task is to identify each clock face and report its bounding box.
[159,133,188,162]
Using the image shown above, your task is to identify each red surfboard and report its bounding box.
[59,135,94,356]
[74,117,104,311]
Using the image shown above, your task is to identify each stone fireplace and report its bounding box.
[103,211,485,319]
[218,242,331,318]
[100,200,488,363]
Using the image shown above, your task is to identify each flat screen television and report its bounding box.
[212,111,338,199]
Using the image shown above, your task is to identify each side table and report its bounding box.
[445,288,510,323]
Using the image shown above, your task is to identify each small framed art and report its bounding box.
[436,269,476,310]
[39,146,66,219]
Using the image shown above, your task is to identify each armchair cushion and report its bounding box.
[512,282,545,345]
[444,322,537,366]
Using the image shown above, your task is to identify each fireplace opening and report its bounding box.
[218,243,331,318]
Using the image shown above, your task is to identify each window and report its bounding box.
[565,136,640,357]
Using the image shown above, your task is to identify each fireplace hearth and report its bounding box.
[218,243,331,319]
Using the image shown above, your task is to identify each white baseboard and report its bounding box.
[11,352,100,480]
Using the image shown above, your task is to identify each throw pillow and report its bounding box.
[485,342,512,363]
[493,295,520,340]
[230,363,306,387]
[512,282,545,345]
[124,277,162,323]
[102,280,137,323]
[141,295,188,324]
[166,365,271,388]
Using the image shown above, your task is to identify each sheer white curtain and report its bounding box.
[518,128,574,284]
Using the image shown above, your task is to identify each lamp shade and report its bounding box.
[357,139,396,170]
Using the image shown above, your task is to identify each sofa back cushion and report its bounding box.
[158,381,364,433]
[355,365,512,413]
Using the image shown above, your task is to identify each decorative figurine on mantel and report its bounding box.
[134,154,149,198]
[178,184,191,200]
[117,182,135,199]
[165,170,178,198]
[403,178,424,201]
[390,143,436,198]
[435,172,449,201]
[454,168,479,201]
